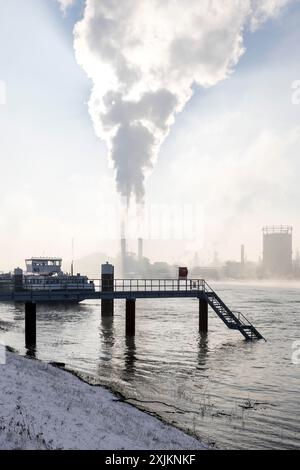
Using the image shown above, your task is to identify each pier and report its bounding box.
[0,278,265,343]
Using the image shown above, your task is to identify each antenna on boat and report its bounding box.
[71,238,74,276]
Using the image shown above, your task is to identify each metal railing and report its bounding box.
[97,278,206,293]
[233,310,265,336]
[0,278,207,296]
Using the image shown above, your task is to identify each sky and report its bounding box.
[1,0,300,271]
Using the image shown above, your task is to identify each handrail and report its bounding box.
[232,310,251,326]
[203,280,215,293]
[203,282,265,341]
[232,310,266,341]
[100,279,206,293]
[4,278,207,294]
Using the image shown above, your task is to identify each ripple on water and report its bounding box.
[0,284,300,449]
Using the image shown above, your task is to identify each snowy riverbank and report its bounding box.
[0,350,207,450]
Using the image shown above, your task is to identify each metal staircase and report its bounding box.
[204,282,265,341]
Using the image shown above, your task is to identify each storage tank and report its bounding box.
[262,226,292,277]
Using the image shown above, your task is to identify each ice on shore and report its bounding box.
[0,351,207,450]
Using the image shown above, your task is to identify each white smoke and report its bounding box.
[250,0,292,29]
[57,0,75,14]
[72,0,292,205]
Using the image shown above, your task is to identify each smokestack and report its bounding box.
[138,238,143,263]
[121,238,127,276]
[241,245,245,266]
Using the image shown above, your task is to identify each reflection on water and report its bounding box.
[0,283,300,449]
[100,315,115,361]
[197,332,209,370]
[124,336,136,379]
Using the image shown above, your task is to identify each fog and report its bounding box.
[0,1,300,272]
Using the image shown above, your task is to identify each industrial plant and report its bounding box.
[113,225,299,281]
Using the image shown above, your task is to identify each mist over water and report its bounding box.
[0,282,299,449]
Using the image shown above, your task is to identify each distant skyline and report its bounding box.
[1,1,300,271]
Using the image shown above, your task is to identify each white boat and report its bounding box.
[19,258,95,292]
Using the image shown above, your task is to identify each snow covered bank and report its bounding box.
[0,351,207,450]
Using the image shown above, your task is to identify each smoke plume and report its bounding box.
[58,0,75,14]
[71,0,292,205]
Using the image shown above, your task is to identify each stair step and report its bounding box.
[207,290,264,341]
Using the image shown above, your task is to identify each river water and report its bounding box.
[0,282,299,449]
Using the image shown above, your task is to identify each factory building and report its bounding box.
[262,226,293,278]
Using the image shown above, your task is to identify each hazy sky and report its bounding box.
[1,0,300,271]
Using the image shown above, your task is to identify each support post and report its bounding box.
[199,297,208,333]
[126,299,136,336]
[101,263,114,316]
[102,299,114,317]
[14,268,23,292]
[25,302,36,349]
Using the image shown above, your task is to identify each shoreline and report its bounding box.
[0,348,208,450]
[59,365,210,448]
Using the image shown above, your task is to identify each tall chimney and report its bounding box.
[241,244,245,266]
[121,238,127,276]
[138,238,143,263]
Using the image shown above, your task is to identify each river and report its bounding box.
[0,281,299,449]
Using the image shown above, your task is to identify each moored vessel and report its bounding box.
[1,258,95,294]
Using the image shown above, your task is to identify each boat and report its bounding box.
[0,272,13,291]
[20,258,95,292]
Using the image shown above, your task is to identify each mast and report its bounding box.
[71,238,74,276]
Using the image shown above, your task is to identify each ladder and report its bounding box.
[204,282,265,341]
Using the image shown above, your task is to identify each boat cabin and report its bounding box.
[25,258,62,276]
